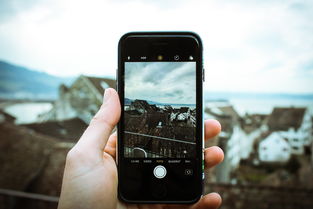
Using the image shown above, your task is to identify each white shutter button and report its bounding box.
[153,165,167,179]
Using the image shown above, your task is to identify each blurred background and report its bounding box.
[0,0,312,208]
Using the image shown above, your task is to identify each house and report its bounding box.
[38,75,115,123]
[218,105,241,122]
[128,99,159,113]
[124,100,196,158]
[258,132,291,163]
[240,113,268,134]
[147,112,169,129]
[267,107,312,155]
[268,107,306,131]
[23,117,88,142]
[239,113,269,160]
[170,107,195,127]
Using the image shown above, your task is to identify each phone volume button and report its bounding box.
[116,68,118,89]
[202,68,205,82]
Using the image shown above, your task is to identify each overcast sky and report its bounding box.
[0,0,312,94]
[125,62,195,104]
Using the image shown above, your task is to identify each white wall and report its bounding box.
[259,132,291,162]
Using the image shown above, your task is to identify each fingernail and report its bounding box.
[103,88,111,104]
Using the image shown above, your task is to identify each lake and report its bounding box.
[4,102,53,124]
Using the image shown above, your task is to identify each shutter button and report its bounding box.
[153,165,167,179]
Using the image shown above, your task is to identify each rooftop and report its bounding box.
[268,107,306,131]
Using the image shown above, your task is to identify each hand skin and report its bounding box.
[58,88,224,209]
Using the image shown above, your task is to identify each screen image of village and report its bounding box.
[123,62,196,158]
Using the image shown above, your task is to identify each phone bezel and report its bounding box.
[117,31,203,204]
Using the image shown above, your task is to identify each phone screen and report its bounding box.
[118,32,203,203]
[124,61,196,159]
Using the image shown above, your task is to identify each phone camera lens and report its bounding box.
[174,55,179,61]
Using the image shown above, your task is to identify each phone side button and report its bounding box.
[116,68,118,89]
[202,68,205,82]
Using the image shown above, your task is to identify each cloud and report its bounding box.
[0,0,312,93]
[142,62,182,84]
[0,0,40,22]
[125,62,196,104]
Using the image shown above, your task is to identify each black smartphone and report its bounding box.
[117,32,204,203]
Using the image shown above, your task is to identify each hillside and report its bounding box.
[0,61,73,99]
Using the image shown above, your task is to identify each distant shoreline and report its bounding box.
[125,98,195,107]
[204,91,313,101]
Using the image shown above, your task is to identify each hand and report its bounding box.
[58,88,224,209]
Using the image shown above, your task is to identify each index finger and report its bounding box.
[205,119,221,140]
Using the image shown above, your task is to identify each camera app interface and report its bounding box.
[124,62,196,158]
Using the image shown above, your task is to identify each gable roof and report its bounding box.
[240,113,268,134]
[217,105,240,121]
[204,107,234,134]
[261,132,289,145]
[268,107,306,131]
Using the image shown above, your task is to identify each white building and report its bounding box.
[240,114,269,160]
[267,107,312,155]
[226,125,245,168]
[240,127,266,160]
[258,132,291,162]
[205,104,242,169]
[205,104,247,183]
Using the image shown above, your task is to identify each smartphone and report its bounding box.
[117,32,204,203]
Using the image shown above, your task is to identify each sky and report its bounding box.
[125,62,196,104]
[0,0,313,94]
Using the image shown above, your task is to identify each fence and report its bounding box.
[1,184,313,209]
[124,131,196,158]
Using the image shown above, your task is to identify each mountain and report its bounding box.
[0,61,73,100]
[124,98,133,105]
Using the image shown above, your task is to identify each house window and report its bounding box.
[100,81,110,89]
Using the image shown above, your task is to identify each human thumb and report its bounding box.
[75,88,121,153]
